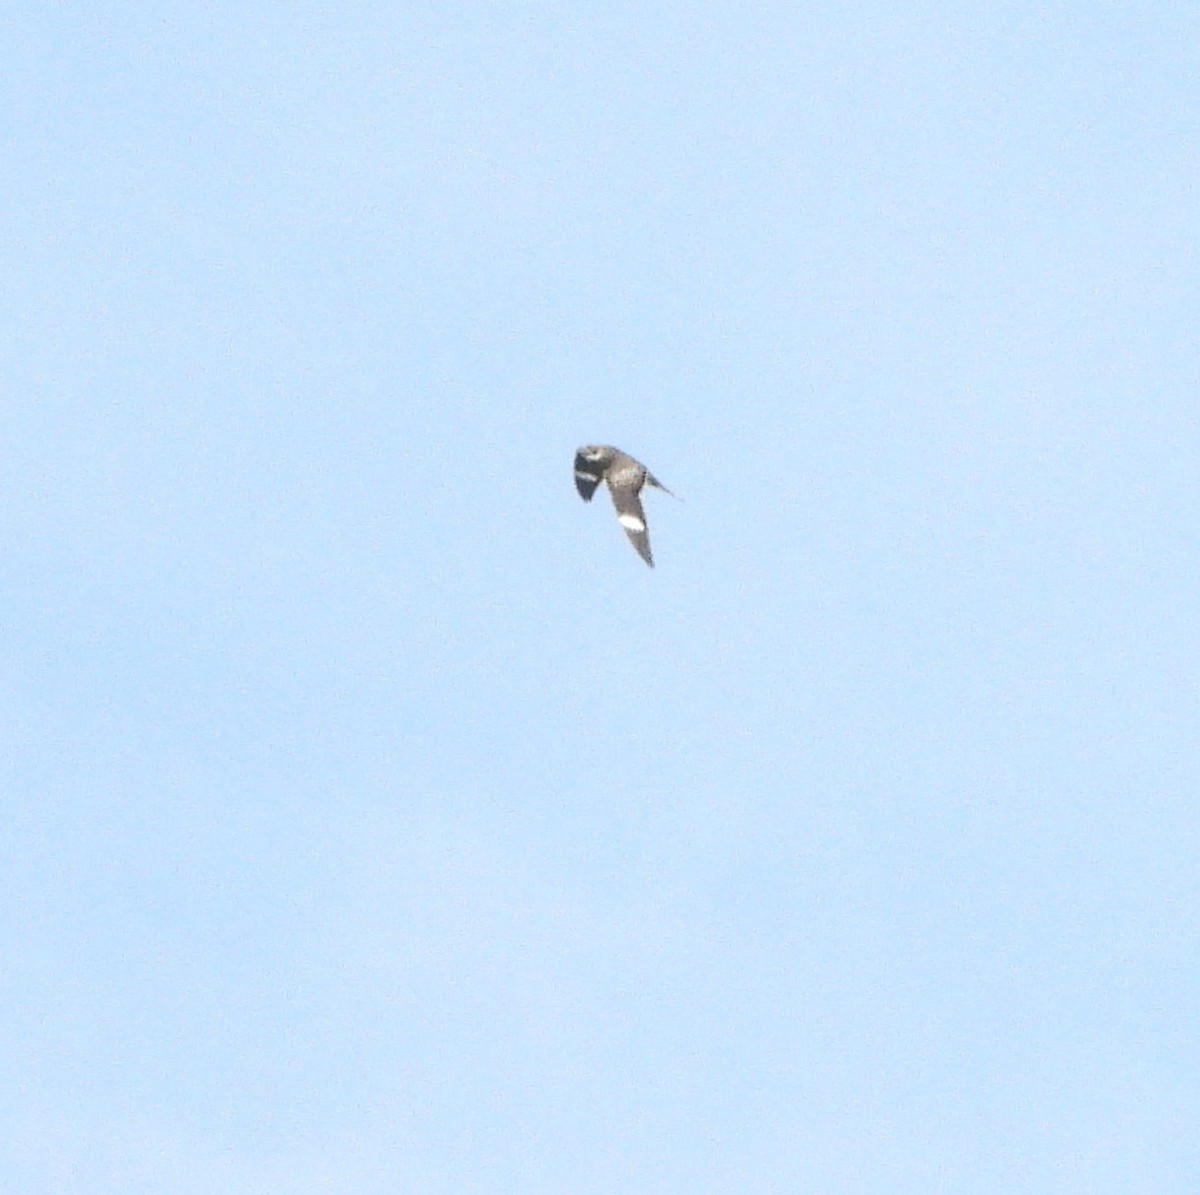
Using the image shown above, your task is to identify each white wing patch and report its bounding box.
[617,512,646,532]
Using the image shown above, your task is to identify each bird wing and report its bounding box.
[574,450,604,501]
[607,480,654,567]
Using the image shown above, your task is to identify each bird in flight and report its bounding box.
[574,444,673,567]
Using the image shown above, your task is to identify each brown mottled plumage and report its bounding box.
[574,445,673,567]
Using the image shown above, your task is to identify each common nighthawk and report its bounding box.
[574,444,673,567]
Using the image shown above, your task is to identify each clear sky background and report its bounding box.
[3,4,1198,1192]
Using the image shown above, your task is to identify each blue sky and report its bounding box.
[3,3,1198,1191]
